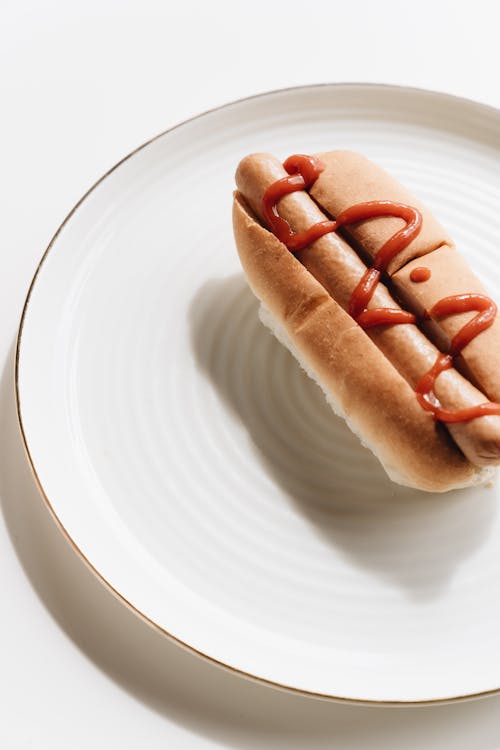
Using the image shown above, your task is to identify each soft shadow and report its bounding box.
[189,275,497,601]
[3,341,500,749]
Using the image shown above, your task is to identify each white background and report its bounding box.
[2,1,500,747]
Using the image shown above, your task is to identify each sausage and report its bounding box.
[310,151,500,402]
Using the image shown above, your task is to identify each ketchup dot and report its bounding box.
[410,267,431,283]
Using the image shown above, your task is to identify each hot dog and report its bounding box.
[232,151,500,491]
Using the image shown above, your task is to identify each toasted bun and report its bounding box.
[233,192,492,492]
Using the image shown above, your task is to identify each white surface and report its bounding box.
[17,84,500,703]
[3,0,500,746]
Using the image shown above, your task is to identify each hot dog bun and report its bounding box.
[233,193,491,492]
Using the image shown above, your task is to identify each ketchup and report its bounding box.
[410,267,431,283]
[262,154,500,424]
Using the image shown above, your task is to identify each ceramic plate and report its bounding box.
[17,84,500,703]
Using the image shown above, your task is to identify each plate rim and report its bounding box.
[15,81,500,706]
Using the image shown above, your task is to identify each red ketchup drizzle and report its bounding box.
[410,267,431,282]
[262,154,500,423]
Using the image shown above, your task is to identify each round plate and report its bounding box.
[17,84,500,704]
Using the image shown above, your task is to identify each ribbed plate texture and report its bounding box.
[17,85,500,702]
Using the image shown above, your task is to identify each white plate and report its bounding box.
[17,84,500,704]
